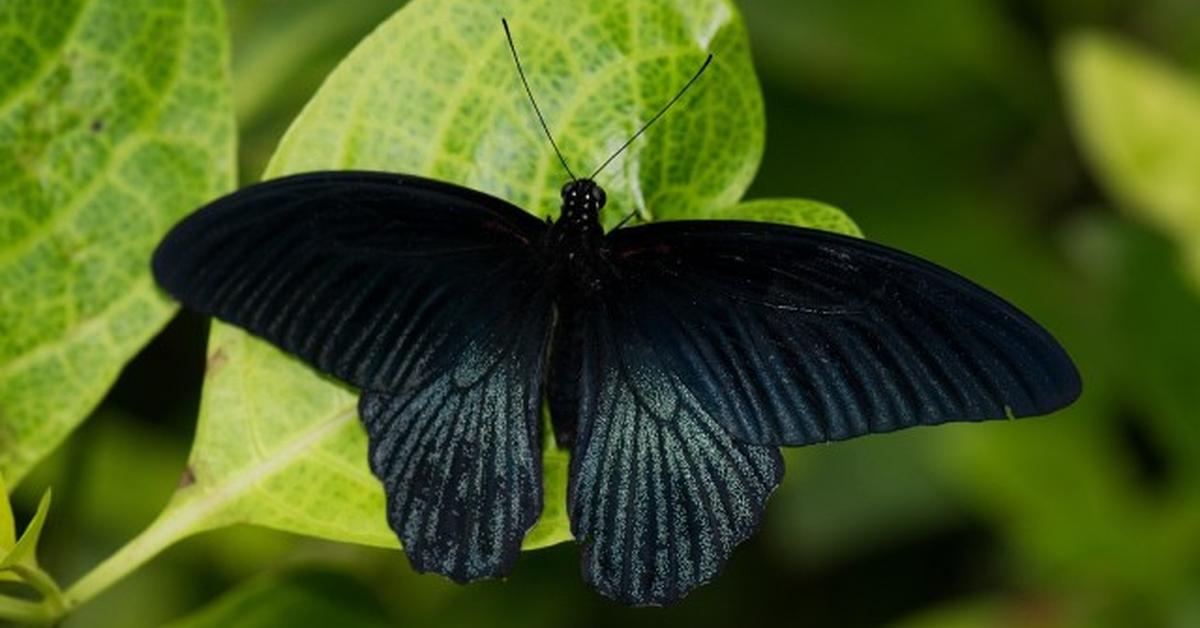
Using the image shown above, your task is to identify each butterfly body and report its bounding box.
[544,178,611,297]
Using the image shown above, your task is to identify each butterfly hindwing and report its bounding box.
[603,220,1082,446]
[358,287,553,581]
[561,299,784,606]
[154,171,554,579]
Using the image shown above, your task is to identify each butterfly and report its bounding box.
[151,19,1081,606]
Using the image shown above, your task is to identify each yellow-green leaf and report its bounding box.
[0,489,50,572]
[159,0,857,557]
[0,473,12,551]
[0,0,237,484]
[1060,31,1200,289]
[164,0,764,552]
[668,198,862,236]
[0,472,14,583]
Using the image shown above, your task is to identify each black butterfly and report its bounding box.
[152,20,1080,606]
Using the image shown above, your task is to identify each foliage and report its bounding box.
[0,0,236,485]
[1061,31,1200,290]
[0,488,57,623]
[0,0,862,623]
[185,0,856,554]
[1,0,1199,626]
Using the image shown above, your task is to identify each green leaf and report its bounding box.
[0,472,14,584]
[166,0,765,552]
[0,489,62,617]
[665,197,862,235]
[0,489,50,573]
[269,0,765,225]
[164,570,390,628]
[0,0,237,485]
[1060,31,1200,289]
[55,4,866,612]
[0,473,12,552]
[130,0,857,567]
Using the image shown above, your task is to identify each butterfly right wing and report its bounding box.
[153,171,554,581]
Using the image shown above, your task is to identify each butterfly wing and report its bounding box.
[556,218,1079,604]
[154,171,554,580]
[598,220,1082,447]
[356,296,551,581]
[560,297,784,606]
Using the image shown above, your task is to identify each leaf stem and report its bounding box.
[59,497,207,614]
[6,564,64,615]
[59,408,358,615]
[0,593,53,625]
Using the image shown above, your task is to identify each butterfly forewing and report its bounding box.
[153,172,549,391]
[153,171,553,579]
[601,220,1082,447]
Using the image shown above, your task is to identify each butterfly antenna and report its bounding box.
[503,18,577,181]
[589,54,713,181]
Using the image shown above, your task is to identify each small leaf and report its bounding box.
[0,472,14,584]
[169,0,766,551]
[666,198,862,236]
[0,488,50,572]
[0,0,237,485]
[1060,31,1200,289]
[0,473,13,551]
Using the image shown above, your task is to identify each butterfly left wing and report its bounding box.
[153,171,554,581]
[558,298,784,605]
[357,292,552,581]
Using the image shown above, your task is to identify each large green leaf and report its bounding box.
[165,0,764,552]
[147,0,857,559]
[0,0,237,484]
[1061,31,1200,289]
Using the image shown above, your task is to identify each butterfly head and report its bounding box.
[553,179,607,257]
[561,179,607,215]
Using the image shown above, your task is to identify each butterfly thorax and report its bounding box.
[546,179,609,293]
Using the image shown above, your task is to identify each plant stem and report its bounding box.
[59,497,208,614]
[0,593,53,625]
[7,564,64,615]
[58,409,356,616]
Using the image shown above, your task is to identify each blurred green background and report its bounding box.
[9,0,1200,626]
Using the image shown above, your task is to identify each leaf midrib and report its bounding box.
[179,405,359,529]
